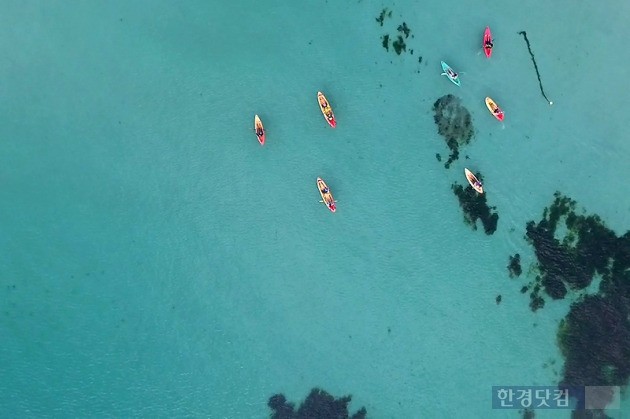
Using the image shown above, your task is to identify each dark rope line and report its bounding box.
[518,31,553,105]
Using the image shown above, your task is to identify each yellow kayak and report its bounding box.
[485,97,504,121]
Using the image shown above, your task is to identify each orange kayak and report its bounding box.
[316,177,336,213]
[254,115,265,145]
[465,168,484,194]
[317,92,336,128]
[485,97,504,122]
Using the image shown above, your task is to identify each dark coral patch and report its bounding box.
[508,254,522,277]
[392,35,406,55]
[451,175,498,235]
[558,295,630,411]
[432,94,474,169]
[375,8,390,26]
[381,34,390,51]
[397,22,410,38]
[521,192,630,410]
[268,388,367,419]
[524,192,616,299]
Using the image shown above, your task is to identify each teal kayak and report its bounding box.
[441,61,461,86]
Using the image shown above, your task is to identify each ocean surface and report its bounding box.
[1,0,629,417]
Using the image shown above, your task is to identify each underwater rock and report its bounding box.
[375,8,391,26]
[559,295,630,412]
[524,192,617,299]
[268,388,367,419]
[381,34,390,51]
[392,35,406,55]
[432,94,474,169]
[521,408,535,419]
[521,192,630,411]
[376,14,417,60]
[435,153,441,162]
[397,22,410,38]
[496,295,502,304]
[529,291,545,312]
[508,254,522,277]
[451,176,498,235]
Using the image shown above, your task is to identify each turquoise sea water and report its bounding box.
[1,0,630,417]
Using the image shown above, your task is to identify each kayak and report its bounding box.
[254,114,265,145]
[483,26,493,58]
[464,168,484,194]
[316,177,336,213]
[485,97,504,121]
[441,61,461,86]
[317,92,337,128]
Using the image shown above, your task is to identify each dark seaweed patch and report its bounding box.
[375,13,419,64]
[432,94,474,169]
[517,31,553,105]
[392,35,406,55]
[520,408,535,419]
[521,192,630,410]
[496,295,502,304]
[508,254,522,277]
[375,8,391,26]
[397,22,410,38]
[381,34,390,51]
[435,153,442,162]
[268,388,367,419]
[524,192,616,300]
[451,176,499,235]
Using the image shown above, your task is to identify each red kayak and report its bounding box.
[483,27,493,58]
[254,115,265,145]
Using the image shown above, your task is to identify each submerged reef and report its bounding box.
[508,254,522,277]
[521,192,630,411]
[375,8,392,26]
[433,95,474,168]
[268,388,367,419]
[521,408,535,419]
[381,34,390,51]
[376,10,420,67]
[524,192,617,300]
[451,174,498,235]
[392,35,406,55]
[559,295,630,413]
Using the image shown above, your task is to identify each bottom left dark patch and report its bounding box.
[268,388,367,419]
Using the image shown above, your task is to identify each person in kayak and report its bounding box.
[493,108,502,115]
[485,40,493,49]
[319,98,329,109]
[256,127,264,137]
[447,68,458,79]
[321,186,330,194]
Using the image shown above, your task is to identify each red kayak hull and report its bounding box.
[483,26,493,58]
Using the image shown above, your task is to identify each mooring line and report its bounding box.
[518,31,553,106]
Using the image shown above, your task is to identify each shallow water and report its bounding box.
[0,0,629,417]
